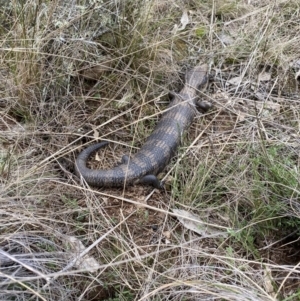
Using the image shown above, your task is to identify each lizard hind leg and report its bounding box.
[121,155,130,164]
[139,174,163,189]
[120,156,163,189]
[196,100,212,113]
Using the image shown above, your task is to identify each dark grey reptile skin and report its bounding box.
[75,64,209,188]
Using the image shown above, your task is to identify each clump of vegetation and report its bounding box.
[1,0,300,300]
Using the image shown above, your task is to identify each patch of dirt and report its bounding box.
[101,188,170,248]
[259,231,300,297]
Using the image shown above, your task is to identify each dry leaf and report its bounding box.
[173,209,228,238]
[80,62,112,80]
[179,10,189,30]
[173,10,189,32]
[263,267,275,296]
[219,33,234,45]
[227,76,244,86]
[115,92,134,108]
[237,111,246,122]
[289,59,300,69]
[255,100,281,113]
[93,129,99,139]
[163,231,171,239]
[258,71,271,82]
[95,152,101,161]
[264,101,280,112]
[65,236,101,271]
[102,197,109,205]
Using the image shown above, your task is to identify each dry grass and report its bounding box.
[1,0,300,300]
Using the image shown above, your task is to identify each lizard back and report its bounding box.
[75,64,208,188]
